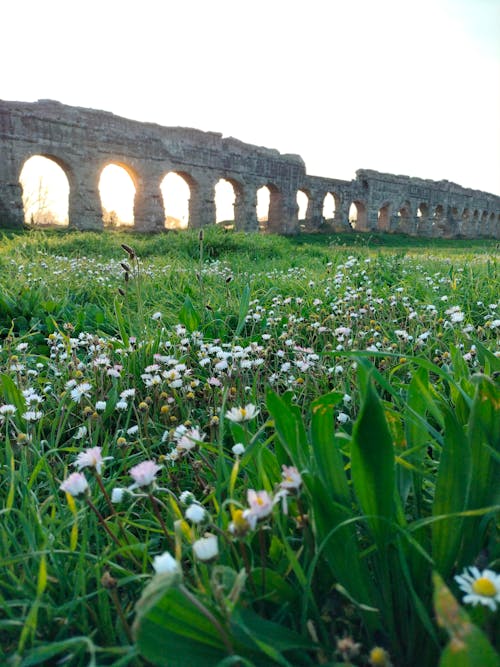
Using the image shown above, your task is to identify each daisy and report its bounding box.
[73,446,112,475]
[70,382,92,403]
[60,472,89,497]
[152,551,180,574]
[454,566,500,611]
[129,460,161,489]
[280,465,302,492]
[225,403,259,423]
[193,534,218,562]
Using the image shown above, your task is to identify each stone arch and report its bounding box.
[296,189,310,221]
[433,204,444,221]
[98,161,138,227]
[417,202,429,219]
[377,201,392,231]
[257,183,282,232]
[461,207,470,222]
[348,200,367,230]
[160,171,192,229]
[215,178,238,225]
[322,192,340,220]
[19,154,71,226]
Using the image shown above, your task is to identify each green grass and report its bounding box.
[0,227,499,666]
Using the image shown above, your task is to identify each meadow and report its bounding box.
[0,227,499,667]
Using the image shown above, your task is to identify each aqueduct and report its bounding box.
[1,99,499,238]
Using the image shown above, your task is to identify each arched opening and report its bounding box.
[377,203,391,230]
[461,208,470,222]
[215,178,236,225]
[99,164,135,227]
[481,210,488,223]
[322,192,338,220]
[417,203,429,219]
[398,201,411,220]
[257,186,270,227]
[348,201,366,230]
[472,210,479,224]
[450,206,459,218]
[433,204,444,221]
[19,155,69,226]
[160,172,190,229]
[296,190,309,220]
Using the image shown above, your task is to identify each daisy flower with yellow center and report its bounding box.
[454,566,500,612]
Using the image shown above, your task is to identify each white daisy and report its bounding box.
[454,566,500,612]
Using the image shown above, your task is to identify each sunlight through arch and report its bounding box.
[296,190,309,220]
[99,164,135,227]
[322,193,336,220]
[160,172,190,229]
[257,186,270,223]
[20,155,69,226]
[215,179,236,224]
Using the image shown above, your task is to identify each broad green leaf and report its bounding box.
[113,297,129,347]
[179,295,201,332]
[433,572,499,667]
[234,284,251,337]
[432,409,471,577]
[134,574,229,667]
[0,372,26,416]
[266,390,308,469]
[460,374,500,564]
[351,379,395,547]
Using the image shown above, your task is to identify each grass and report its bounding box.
[0,226,499,667]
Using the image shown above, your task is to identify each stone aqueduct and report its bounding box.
[1,99,499,238]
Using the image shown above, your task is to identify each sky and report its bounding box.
[3,0,500,196]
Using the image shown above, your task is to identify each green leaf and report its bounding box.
[235,284,251,337]
[310,392,350,503]
[179,296,201,332]
[432,409,471,577]
[113,297,129,347]
[0,373,26,416]
[134,574,229,667]
[351,378,395,546]
[433,572,500,667]
[266,390,308,469]
[460,374,500,564]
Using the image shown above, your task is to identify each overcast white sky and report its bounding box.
[3,0,500,195]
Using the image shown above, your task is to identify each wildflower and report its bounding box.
[73,425,87,440]
[244,489,273,524]
[0,404,17,416]
[176,427,205,452]
[129,460,161,489]
[116,400,128,411]
[111,487,126,503]
[232,443,245,456]
[280,465,302,492]
[228,509,253,537]
[193,534,219,562]
[337,637,361,661]
[70,382,92,403]
[22,410,43,422]
[60,472,89,497]
[153,551,180,574]
[185,504,206,524]
[454,566,500,611]
[337,412,350,424]
[179,490,196,505]
[73,446,111,475]
[225,403,259,423]
[152,311,162,321]
[369,646,392,666]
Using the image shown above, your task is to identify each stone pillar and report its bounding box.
[189,174,216,229]
[0,155,25,228]
[68,164,103,230]
[278,189,300,235]
[306,195,324,231]
[235,184,258,232]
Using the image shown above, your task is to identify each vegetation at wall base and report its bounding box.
[0,227,498,667]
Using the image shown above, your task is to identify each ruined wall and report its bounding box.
[1,99,499,238]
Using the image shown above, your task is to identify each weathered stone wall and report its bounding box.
[1,99,499,238]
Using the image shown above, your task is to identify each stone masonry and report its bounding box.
[0,99,499,238]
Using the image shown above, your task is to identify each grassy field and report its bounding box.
[0,227,499,667]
